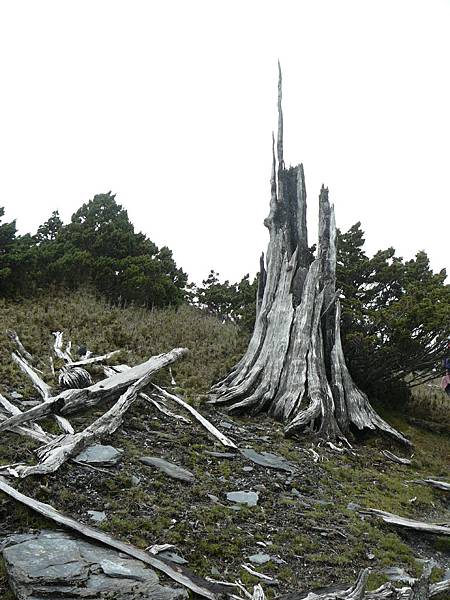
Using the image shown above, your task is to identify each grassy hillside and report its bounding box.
[0,289,449,598]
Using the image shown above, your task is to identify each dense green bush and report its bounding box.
[0,193,187,308]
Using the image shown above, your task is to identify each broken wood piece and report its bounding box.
[410,479,450,492]
[0,476,225,600]
[152,384,238,449]
[0,393,53,444]
[252,584,266,600]
[14,350,188,478]
[53,331,72,362]
[147,543,176,555]
[104,364,190,423]
[11,352,74,435]
[359,507,450,536]
[0,348,188,432]
[278,563,449,599]
[68,350,120,367]
[11,352,52,399]
[6,329,33,362]
[381,450,412,465]
[241,564,276,582]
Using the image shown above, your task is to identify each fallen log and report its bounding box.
[0,393,53,444]
[0,348,188,433]
[14,351,189,478]
[0,476,225,600]
[11,352,74,434]
[381,450,412,466]
[104,365,190,423]
[359,508,450,536]
[411,479,450,492]
[278,563,449,599]
[153,384,238,449]
[68,349,120,367]
[6,329,33,363]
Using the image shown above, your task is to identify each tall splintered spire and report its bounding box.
[277,60,284,169]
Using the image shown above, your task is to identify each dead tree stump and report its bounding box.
[210,65,410,447]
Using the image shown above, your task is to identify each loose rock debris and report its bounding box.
[1,330,450,600]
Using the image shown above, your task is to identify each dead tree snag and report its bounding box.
[210,64,409,447]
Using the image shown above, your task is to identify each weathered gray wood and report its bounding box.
[11,351,74,434]
[382,450,412,465]
[0,393,53,444]
[209,66,408,447]
[0,348,188,433]
[14,351,188,478]
[6,329,33,362]
[153,385,238,449]
[278,563,448,599]
[103,365,190,423]
[68,350,120,367]
[411,478,450,491]
[0,476,225,600]
[359,507,450,536]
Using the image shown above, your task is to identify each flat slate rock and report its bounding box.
[248,553,271,565]
[226,491,259,506]
[87,510,107,524]
[240,448,296,473]
[1,530,187,600]
[204,451,237,459]
[75,444,123,466]
[140,456,195,483]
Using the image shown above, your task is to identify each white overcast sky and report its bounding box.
[0,0,448,283]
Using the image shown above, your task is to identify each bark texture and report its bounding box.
[210,65,409,447]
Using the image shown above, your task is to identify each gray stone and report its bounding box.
[2,530,187,600]
[75,444,123,466]
[87,510,107,524]
[219,420,233,429]
[158,551,188,565]
[226,491,259,506]
[248,553,271,565]
[10,391,23,400]
[243,466,254,472]
[346,502,360,511]
[205,451,237,459]
[207,494,219,503]
[131,475,141,486]
[140,456,195,483]
[240,448,296,473]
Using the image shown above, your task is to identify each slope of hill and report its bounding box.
[0,289,449,599]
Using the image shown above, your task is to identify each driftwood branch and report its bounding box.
[411,479,450,492]
[0,476,224,600]
[0,393,53,444]
[14,349,189,478]
[153,384,238,449]
[6,329,33,362]
[53,331,72,362]
[280,563,449,599]
[103,365,190,423]
[68,350,120,367]
[11,351,74,435]
[381,450,412,465]
[0,348,188,433]
[359,508,450,536]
